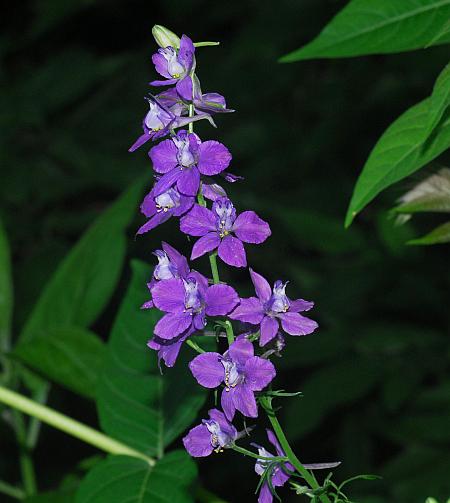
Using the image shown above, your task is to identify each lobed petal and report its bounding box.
[205,284,239,316]
[149,139,178,173]
[183,424,213,458]
[229,297,264,324]
[279,312,318,336]
[228,337,254,365]
[244,356,276,391]
[232,384,258,418]
[151,277,186,312]
[233,211,271,244]
[154,312,192,340]
[197,140,232,175]
[289,298,314,312]
[180,204,216,236]
[177,166,200,196]
[189,352,224,388]
[218,235,247,267]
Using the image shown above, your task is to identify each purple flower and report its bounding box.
[149,130,232,197]
[151,34,196,101]
[137,185,194,235]
[189,338,276,420]
[151,274,239,341]
[192,74,234,114]
[147,327,194,368]
[254,429,294,503]
[180,198,271,268]
[142,242,191,309]
[183,408,237,457]
[229,269,318,345]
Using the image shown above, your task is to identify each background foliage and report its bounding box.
[1,1,449,502]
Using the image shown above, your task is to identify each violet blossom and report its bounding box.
[189,337,276,420]
[183,408,237,457]
[150,34,196,101]
[151,274,239,340]
[147,327,195,368]
[180,198,271,267]
[137,185,194,235]
[149,129,232,197]
[229,269,318,345]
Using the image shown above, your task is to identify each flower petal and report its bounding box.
[162,241,190,277]
[229,297,264,324]
[177,166,200,196]
[154,312,192,340]
[178,35,195,70]
[152,168,182,196]
[189,352,224,388]
[191,232,221,260]
[129,132,152,152]
[172,194,194,217]
[289,298,314,312]
[151,278,186,312]
[149,139,178,173]
[197,140,232,175]
[244,356,276,391]
[221,388,236,421]
[152,52,171,78]
[208,409,237,439]
[136,211,170,235]
[232,384,257,418]
[176,75,193,101]
[140,190,157,218]
[180,204,216,236]
[218,235,247,267]
[279,312,318,336]
[205,284,239,316]
[233,211,271,244]
[267,429,285,458]
[228,337,254,365]
[183,424,213,458]
[260,316,279,346]
[249,268,272,303]
[258,483,273,503]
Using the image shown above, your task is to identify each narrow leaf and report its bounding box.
[345,102,450,227]
[75,451,196,503]
[97,260,213,456]
[280,0,450,62]
[427,63,450,136]
[14,327,105,399]
[407,221,450,244]
[19,178,144,344]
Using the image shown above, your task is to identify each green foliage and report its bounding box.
[19,178,144,344]
[97,260,214,457]
[280,0,450,61]
[407,221,450,244]
[0,219,12,350]
[75,452,197,503]
[13,327,105,399]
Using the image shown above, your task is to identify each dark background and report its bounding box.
[1,1,449,502]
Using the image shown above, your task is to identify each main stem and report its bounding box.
[266,406,331,503]
[0,385,155,466]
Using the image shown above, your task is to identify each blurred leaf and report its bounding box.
[19,178,144,344]
[408,221,450,244]
[277,208,365,254]
[25,489,75,503]
[280,0,450,62]
[382,365,424,412]
[393,168,450,214]
[0,218,12,350]
[13,327,105,399]
[345,100,450,227]
[75,452,196,503]
[376,211,416,255]
[284,358,382,439]
[427,63,450,136]
[97,260,213,457]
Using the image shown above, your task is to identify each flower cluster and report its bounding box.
[130,25,336,503]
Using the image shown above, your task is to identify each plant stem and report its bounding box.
[186,339,205,354]
[12,410,37,496]
[0,480,25,500]
[209,252,220,284]
[224,320,234,346]
[231,444,287,462]
[264,404,331,503]
[188,104,194,133]
[0,385,155,466]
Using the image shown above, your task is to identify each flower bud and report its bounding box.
[152,25,181,49]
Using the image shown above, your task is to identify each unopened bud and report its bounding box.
[152,25,181,49]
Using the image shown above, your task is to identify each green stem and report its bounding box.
[208,252,220,284]
[264,401,331,503]
[231,444,287,462]
[0,480,25,500]
[186,339,205,354]
[193,41,220,47]
[224,320,234,346]
[12,410,37,496]
[0,385,154,466]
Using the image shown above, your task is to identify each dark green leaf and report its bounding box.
[280,0,450,62]
[97,260,213,457]
[408,221,450,244]
[427,63,450,136]
[25,489,76,503]
[0,218,12,351]
[75,451,196,503]
[14,327,105,399]
[19,178,144,344]
[345,101,450,227]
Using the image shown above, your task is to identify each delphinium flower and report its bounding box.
[149,129,232,197]
[180,197,271,267]
[151,275,239,340]
[230,269,318,345]
[183,408,238,457]
[189,337,276,420]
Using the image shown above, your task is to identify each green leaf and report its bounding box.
[19,178,144,344]
[25,489,76,503]
[345,101,450,227]
[0,218,12,351]
[427,63,450,136]
[408,221,450,244]
[97,260,213,457]
[280,0,450,62]
[13,327,105,399]
[75,451,196,503]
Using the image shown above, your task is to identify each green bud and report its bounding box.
[425,498,438,503]
[152,25,181,49]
